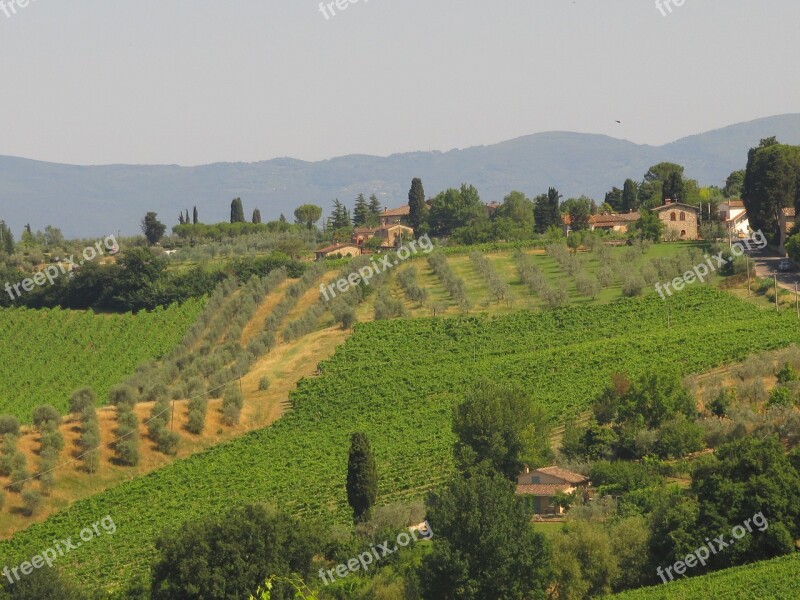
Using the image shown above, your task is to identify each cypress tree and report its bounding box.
[346,432,377,522]
[230,198,245,223]
[408,177,428,232]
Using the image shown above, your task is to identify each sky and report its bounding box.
[0,0,798,166]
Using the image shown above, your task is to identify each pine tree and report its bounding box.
[330,199,351,230]
[353,194,369,226]
[369,194,382,216]
[230,198,245,223]
[346,432,377,522]
[408,177,428,232]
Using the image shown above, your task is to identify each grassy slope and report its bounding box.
[2,287,799,593]
[613,553,800,599]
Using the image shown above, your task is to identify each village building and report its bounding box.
[379,205,411,227]
[515,466,591,515]
[314,243,362,261]
[652,201,700,240]
[351,223,414,249]
[718,200,750,237]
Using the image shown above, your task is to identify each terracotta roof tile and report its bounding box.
[516,483,572,496]
[535,466,590,484]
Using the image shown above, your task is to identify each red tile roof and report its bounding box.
[535,466,590,484]
[381,206,410,217]
[516,483,572,496]
[316,243,360,255]
[589,212,641,225]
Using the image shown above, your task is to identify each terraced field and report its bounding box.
[2,286,799,593]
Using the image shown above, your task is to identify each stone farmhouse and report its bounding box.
[652,201,700,240]
[515,466,591,515]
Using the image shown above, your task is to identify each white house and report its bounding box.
[719,200,750,237]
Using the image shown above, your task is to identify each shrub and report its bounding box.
[31,405,61,430]
[0,414,20,436]
[21,489,44,516]
[68,387,96,414]
[157,428,180,455]
[108,384,138,411]
[222,403,241,426]
[115,438,140,467]
[621,275,645,297]
[768,385,794,408]
[186,396,208,434]
[258,376,271,392]
[777,362,799,384]
[654,417,706,459]
[9,466,30,493]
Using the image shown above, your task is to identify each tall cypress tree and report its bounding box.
[346,432,377,522]
[252,208,262,224]
[192,206,199,224]
[408,177,428,232]
[230,198,245,223]
[353,194,369,226]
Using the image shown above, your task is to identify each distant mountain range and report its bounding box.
[2,114,800,238]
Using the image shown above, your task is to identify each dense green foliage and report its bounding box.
[453,380,551,479]
[2,287,800,591]
[0,299,203,421]
[150,504,317,600]
[419,471,551,600]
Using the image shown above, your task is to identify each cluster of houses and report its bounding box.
[315,197,789,260]
[315,206,415,260]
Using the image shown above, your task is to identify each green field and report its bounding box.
[613,552,800,599]
[0,300,204,422]
[1,286,799,593]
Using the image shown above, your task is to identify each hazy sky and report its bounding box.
[1,0,798,166]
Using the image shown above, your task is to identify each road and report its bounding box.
[745,246,800,293]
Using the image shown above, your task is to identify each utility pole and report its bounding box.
[775,275,779,312]
[746,256,751,296]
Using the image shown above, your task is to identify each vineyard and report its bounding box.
[2,286,799,592]
[613,552,800,599]
[0,301,204,422]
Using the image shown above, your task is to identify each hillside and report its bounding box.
[2,284,799,592]
[2,114,800,237]
[612,552,800,599]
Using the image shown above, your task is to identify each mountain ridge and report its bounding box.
[2,114,800,237]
